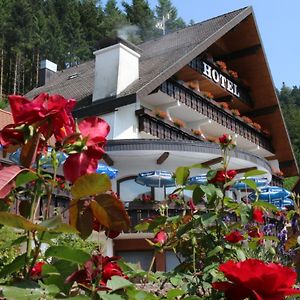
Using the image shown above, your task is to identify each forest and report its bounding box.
[0,0,186,101]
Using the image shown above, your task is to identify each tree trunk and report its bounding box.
[0,48,3,101]
[35,50,39,87]
[13,54,18,95]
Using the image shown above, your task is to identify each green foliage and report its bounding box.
[0,0,188,96]
[53,233,100,255]
[278,84,300,168]
[0,227,21,278]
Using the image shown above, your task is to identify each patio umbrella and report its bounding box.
[135,170,175,187]
[248,186,293,210]
[232,177,268,190]
[187,175,208,185]
[9,149,119,179]
[96,163,118,179]
[9,147,67,169]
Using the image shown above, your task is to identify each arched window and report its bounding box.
[117,176,153,203]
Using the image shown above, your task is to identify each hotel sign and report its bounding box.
[191,59,252,106]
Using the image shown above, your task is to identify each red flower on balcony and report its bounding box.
[225,231,244,243]
[212,259,300,300]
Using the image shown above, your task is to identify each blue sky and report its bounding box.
[109,0,300,89]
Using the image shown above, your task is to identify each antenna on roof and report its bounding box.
[155,10,172,35]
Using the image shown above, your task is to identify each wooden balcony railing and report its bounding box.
[271,174,284,187]
[159,79,273,152]
[136,108,203,142]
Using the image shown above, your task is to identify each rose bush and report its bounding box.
[0,93,298,299]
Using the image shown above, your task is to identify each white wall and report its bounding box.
[93,43,140,101]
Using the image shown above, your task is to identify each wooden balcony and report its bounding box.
[158,79,273,152]
[136,108,204,142]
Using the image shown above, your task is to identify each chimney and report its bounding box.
[38,59,57,86]
[92,38,141,101]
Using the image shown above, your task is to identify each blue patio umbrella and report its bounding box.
[187,175,208,185]
[248,186,293,210]
[9,148,119,179]
[9,147,67,169]
[135,170,175,187]
[96,163,118,179]
[232,177,268,190]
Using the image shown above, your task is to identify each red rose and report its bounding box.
[252,207,264,223]
[225,231,244,243]
[63,117,110,183]
[66,254,127,289]
[219,134,232,145]
[153,231,168,245]
[248,227,263,239]
[102,261,124,283]
[212,259,300,299]
[8,94,76,142]
[0,124,24,148]
[30,261,46,278]
[209,170,237,184]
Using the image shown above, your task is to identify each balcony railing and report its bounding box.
[136,108,203,142]
[159,79,273,152]
[125,202,184,231]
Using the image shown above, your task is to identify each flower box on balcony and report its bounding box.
[231,109,240,117]
[228,69,238,79]
[154,109,168,120]
[252,122,262,131]
[202,91,214,100]
[172,118,185,128]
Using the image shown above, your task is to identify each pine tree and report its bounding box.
[122,0,155,41]
[100,0,129,39]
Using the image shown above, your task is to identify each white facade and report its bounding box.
[93,43,140,101]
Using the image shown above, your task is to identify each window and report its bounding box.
[117,176,152,203]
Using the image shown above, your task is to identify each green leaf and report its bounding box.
[241,179,258,190]
[148,216,167,231]
[253,201,279,212]
[0,235,27,250]
[98,293,125,300]
[175,166,189,186]
[176,218,195,237]
[192,186,204,204]
[0,283,59,300]
[244,170,266,178]
[167,289,185,299]
[40,215,78,234]
[71,173,111,200]
[207,246,223,257]
[169,275,183,286]
[0,212,46,231]
[0,253,26,278]
[135,222,150,232]
[45,246,90,264]
[42,260,77,294]
[201,212,217,227]
[235,249,246,261]
[16,171,39,187]
[206,170,217,181]
[106,276,133,291]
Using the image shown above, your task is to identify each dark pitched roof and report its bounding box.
[26,7,251,103]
